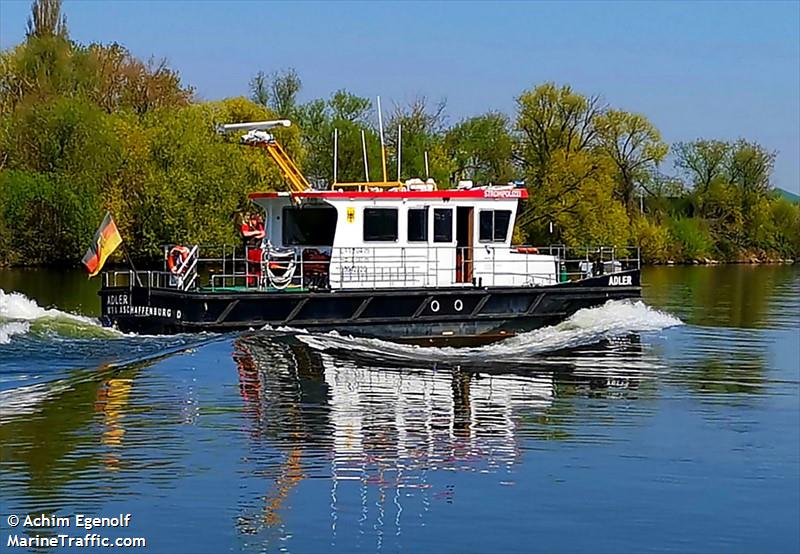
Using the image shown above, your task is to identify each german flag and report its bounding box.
[82,212,122,277]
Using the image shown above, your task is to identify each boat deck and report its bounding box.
[104,244,641,294]
[198,285,310,293]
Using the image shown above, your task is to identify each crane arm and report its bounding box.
[218,121,311,193]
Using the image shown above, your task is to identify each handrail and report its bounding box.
[105,244,641,291]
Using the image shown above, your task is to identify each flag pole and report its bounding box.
[121,242,143,287]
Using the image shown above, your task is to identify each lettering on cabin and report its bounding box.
[608,275,633,286]
[483,189,523,198]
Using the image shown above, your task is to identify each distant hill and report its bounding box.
[775,188,800,203]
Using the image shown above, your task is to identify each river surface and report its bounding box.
[0,265,798,553]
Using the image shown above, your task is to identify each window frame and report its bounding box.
[478,209,512,243]
[407,207,429,243]
[362,207,399,242]
[433,208,453,243]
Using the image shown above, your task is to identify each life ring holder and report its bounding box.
[167,245,191,275]
[262,247,297,290]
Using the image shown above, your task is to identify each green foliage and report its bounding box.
[518,149,630,247]
[770,198,800,257]
[632,217,671,264]
[515,83,601,187]
[0,1,797,268]
[294,90,382,184]
[249,68,301,119]
[673,139,729,192]
[112,98,291,258]
[0,170,98,264]
[26,0,68,39]
[444,112,514,184]
[668,217,714,261]
[386,97,450,183]
[5,96,122,179]
[593,109,668,212]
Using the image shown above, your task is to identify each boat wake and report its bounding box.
[0,289,120,344]
[0,289,217,394]
[287,300,682,367]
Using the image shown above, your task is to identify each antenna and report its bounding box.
[361,129,369,182]
[377,96,388,182]
[397,124,402,182]
[217,120,291,134]
[424,151,430,179]
[333,128,339,184]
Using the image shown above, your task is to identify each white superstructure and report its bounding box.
[250,186,559,289]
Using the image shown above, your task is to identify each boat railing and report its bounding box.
[539,245,641,282]
[102,244,640,291]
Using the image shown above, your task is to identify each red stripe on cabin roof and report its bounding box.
[248,188,528,200]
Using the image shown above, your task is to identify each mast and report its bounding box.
[333,128,339,185]
[397,124,402,182]
[377,96,388,182]
[361,129,370,182]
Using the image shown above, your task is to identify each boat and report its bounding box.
[99,120,641,344]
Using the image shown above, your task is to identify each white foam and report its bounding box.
[0,289,116,342]
[0,321,30,345]
[295,300,682,364]
[0,289,98,325]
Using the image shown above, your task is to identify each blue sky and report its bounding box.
[1,0,798,192]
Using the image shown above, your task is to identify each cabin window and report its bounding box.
[479,210,511,242]
[407,208,428,242]
[282,206,337,246]
[363,208,398,242]
[433,208,453,243]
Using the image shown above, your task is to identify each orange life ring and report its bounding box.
[515,247,539,254]
[167,245,190,274]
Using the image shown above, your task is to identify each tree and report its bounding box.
[514,83,620,242]
[249,71,269,108]
[328,89,371,123]
[444,112,514,184]
[385,96,448,182]
[594,109,668,212]
[673,139,730,193]
[248,68,302,119]
[84,43,193,115]
[517,149,630,246]
[727,139,774,197]
[26,0,68,39]
[515,83,603,186]
[292,90,381,185]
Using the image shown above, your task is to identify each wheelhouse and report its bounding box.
[249,185,561,290]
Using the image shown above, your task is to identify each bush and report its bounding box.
[668,217,715,261]
[633,217,671,263]
[770,198,800,258]
[0,170,99,265]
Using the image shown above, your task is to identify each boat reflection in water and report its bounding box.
[231,330,662,547]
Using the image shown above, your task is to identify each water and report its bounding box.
[1,265,798,553]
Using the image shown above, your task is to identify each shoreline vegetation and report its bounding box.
[1,0,798,269]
